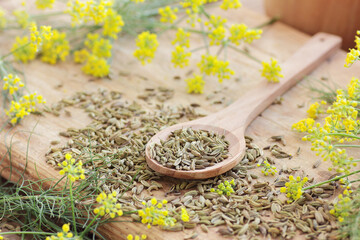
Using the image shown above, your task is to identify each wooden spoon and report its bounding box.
[145,32,341,179]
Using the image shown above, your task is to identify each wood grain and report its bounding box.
[0,1,359,240]
[264,0,360,50]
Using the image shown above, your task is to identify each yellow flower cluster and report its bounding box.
[36,0,55,9]
[12,36,37,63]
[280,175,308,203]
[186,74,205,94]
[198,54,234,82]
[94,191,123,218]
[138,198,176,229]
[29,22,53,51]
[172,28,190,48]
[13,10,29,29]
[257,160,277,176]
[45,224,81,240]
[159,6,178,24]
[307,101,326,119]
[133,31,159,65]
[205,15,227,46]
[229,24,262,45]
[260,58,283,83]
[5,92,46,125]
[127,234,147,240]
[103,9,124,39]
[58,153,85,182]
[0,7,6,29]
[220,0,242,10]
[210,179,236,196]
[41,30,70,64]
[181,208,190,222]
[171,45,192,68]
[344,30,360,67]
[292,118,315,133]
[347,77,360,100]
[75,33,111,77]
[329,187,353,222]
[67,0,124,39]
[3,74,25,94]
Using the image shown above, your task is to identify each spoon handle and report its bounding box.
[208,32,341,134]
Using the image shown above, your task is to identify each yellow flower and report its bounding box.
[198,54,218,75]
[85,0,113,24]
[214,60,234,82]
[292,118,315,132]
[45,224,80,240]
[12,36,37,63]
[307,102,320,119]
[3,74,25,94]
[181,208,190,222]
[127,234,147,240]
[5,92,46,125]
[344,48,360,67]
[82,55,110,77]
[94,191,123,218]
[172,28,190,48]
[171,45,191,68]
[0,7,7,29]
[66,0,86,26]
[29,22,53,51]
[221,0,242,10]
[344,30,360,67]
[158,6,178,24]
[84,33,99,49]
[347,77,360,100]
[36,0,55,9]
[258,160,277,176]
[211,179,236,196]
[260,58,283,83]
[133,31,159,65]
[280,175,308,203]
[91,38,112,58]
[208,26,226,45]
[41,30,70,64]
[13,10,29,29]
[186,74,205,94]
[58,153,85,182]
[103,9,124,39]
[330,189,353,223]
[244,29,262,43]
[229,24,262,45]
[205,15,227,30]
[74,49,89,63]
[181,0,206,14]
[138,198,175,228]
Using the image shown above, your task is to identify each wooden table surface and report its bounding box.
[0,1,359,239]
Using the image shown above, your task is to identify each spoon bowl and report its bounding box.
[145,32,341,179]
[145,122,246,179]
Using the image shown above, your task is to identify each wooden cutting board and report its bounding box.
[0,1,360,240]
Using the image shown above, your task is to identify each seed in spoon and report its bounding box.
[150,127,229,170]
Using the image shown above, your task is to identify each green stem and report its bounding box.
[69,183,78,235]
[199,21,209,54]
[158,14,187,35]
[1,42,32,61]
[31,11,66,19]
[190,45,207,53]
[254,17,279,29]
[333,144,360,148]
[228,44,262,63]
[0,232,51,236]
[327,132,360,140]
[79,213,100,238]
[303,169,360,191]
